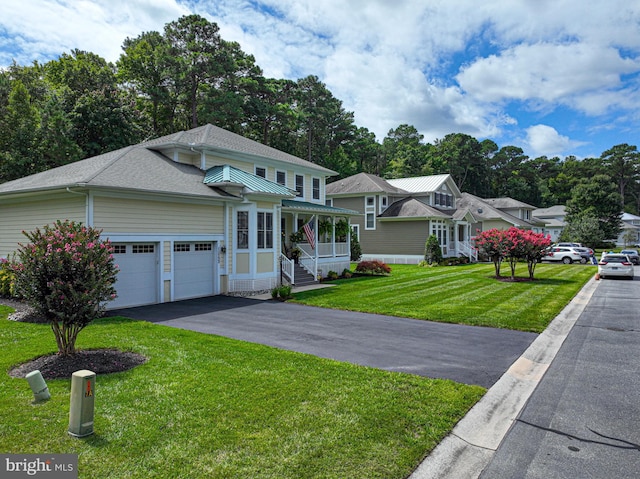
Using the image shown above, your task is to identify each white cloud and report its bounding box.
[0,0,190,65]
[525,124,584,157]
[2,0,640,157]
[456,43,640,112]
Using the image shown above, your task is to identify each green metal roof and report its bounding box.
[281,199,360,215]
[204,164,295,197]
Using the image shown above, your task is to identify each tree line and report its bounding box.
[1,14,639,219]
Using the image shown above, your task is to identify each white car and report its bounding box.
[598,254,635,279]
[543,246,584,264]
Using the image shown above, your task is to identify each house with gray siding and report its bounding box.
[326,172,477,263]
[327,172,544,264]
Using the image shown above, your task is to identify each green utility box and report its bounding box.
[68,370,95,438]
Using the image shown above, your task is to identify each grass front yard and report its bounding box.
[1,262,593,477]
[293,263,595,333]
[1,308,484,479]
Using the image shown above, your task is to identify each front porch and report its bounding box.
[279,200,358,285]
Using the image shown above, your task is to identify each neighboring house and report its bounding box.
[326,173,547,264]
[617,213,640,246]
[326,172,477,264]
[456,193,544,235]
[0,124,356,308]
[532,205,566,242]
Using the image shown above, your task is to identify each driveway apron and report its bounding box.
[110,296,537,388]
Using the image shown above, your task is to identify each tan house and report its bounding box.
[0,124,356,308]
[326,173,544,264]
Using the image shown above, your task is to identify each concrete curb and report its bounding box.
[409,276,599,479]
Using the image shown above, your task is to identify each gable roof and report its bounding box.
[533,205,566,218]
[143,124,336,175]
[204,165,295,197]
[457,193,542,228]
[0,124,331,200]
[387,174,461,197]
[0,146,232,200]
[378,197,451,219]
[325,172,407,195]
[483,197,537,209]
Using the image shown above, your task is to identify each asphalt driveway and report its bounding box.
[109,295,537,388]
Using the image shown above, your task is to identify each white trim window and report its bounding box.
[431,220,448,247]
[365,196,376,230]
[237,211,249,249]
[257,211,273,249]
[312,177,321,201]
[351,224,360,241]
[295,174,304,198]
[380,195,388,213]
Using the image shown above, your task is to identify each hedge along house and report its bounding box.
[326,172,478,264]
[0,124,356,309]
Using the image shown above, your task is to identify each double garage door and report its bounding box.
[110,242,215,309]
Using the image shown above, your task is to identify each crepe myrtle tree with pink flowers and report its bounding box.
[12,220,118,356]
[476,227,551,280]
[475,228,508,278]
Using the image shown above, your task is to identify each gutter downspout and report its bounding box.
[65,186,92,226]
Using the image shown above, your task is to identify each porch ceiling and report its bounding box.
[281,199,360,215]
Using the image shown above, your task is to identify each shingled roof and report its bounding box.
[0,146,232,200]
[142,124,336,175]
[326,172,407,195]
[0,124,332,199]
[378,197,451,219]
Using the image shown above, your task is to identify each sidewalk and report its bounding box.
[410,276,601,478]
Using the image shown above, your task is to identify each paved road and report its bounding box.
[480,276,640,478]
[110,295,537,388]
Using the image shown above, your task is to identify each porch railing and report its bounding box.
[299,242,349,258]
[458,241,478,262]
[280,254,294,284]
[298,248,317,278]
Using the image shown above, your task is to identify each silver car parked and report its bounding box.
[620,249,640,265]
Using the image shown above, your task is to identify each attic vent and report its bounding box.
[478,208,483,214]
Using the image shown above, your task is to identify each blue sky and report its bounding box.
[1,0,639,160]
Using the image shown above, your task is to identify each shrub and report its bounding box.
[278,285,292,299]
[270,287,279,299]
[418,260,438,268]
[341,268,352,279]
[12,220,118,356]
[350,229,362,262]
[424,234,443,264]
[327,271,339,280]
[0,258,17,297]
[355,260,391,275]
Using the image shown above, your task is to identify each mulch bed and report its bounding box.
[2,298,147,379]
[9,349,147,379]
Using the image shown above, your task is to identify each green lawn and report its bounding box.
[1,309,484,479]
[292,263,595,333]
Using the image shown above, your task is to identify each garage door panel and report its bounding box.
[174,243,215,300]
[110,243,158,309]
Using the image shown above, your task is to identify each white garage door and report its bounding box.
[174,242,215,300]
[110,243,159,309]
